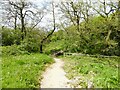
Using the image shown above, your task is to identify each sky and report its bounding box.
[1,0,119,30]
[29,0,65,30]
[29,0,118,29]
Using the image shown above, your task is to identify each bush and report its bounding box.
[1,27,21,46]
[44,40,64,55]
[2,45,30,56]
[20,37,40,53]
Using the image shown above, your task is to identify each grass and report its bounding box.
[0,49,1,89]
[62,55,119,88]
[2,53,54,88]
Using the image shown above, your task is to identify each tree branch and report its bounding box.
[24,10,35,18]
[31,15,44,30]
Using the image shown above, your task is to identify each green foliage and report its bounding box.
[44,40,64,54]
[50,13,119,56]
[79,15,119,55]
[1,27,21,46]
[44,30,67,54]
[50,30,64,41]
[20,37,39,53]
[1,27,46,53]
[2,12,119,55]
[63,55,119,88]
[2,53,54,88]
[1,45,30,56]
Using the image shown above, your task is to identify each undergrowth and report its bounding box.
[2,53,54,88]
[62,55,119,88]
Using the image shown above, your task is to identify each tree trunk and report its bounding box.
[40,43,43,53]
[39,2,56,53]
[20,8,25,40]
[76,14,79,32]
[106,30,111,42]
[14,11,17,30]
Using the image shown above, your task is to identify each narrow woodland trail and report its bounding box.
[40,58,70,88]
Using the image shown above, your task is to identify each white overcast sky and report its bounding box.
[0,0,118,29]
[29,0,67,30]
[29,0,118,29]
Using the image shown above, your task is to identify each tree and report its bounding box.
[2,0,44,40]
[60,1,80,32]
[92,0,118,42]
[40,1,56,53]
[1,0,18,30]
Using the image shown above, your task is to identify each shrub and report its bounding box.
[1,27,21,46]
[2,45,30,56]
[20,37,40,53]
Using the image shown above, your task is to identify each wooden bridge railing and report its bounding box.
[64,52,119,58]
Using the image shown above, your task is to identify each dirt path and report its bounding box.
[40,58,70,88]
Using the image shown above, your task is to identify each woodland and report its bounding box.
[1,0,120,88]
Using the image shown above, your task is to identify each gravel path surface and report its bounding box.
[40,58,70,88]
